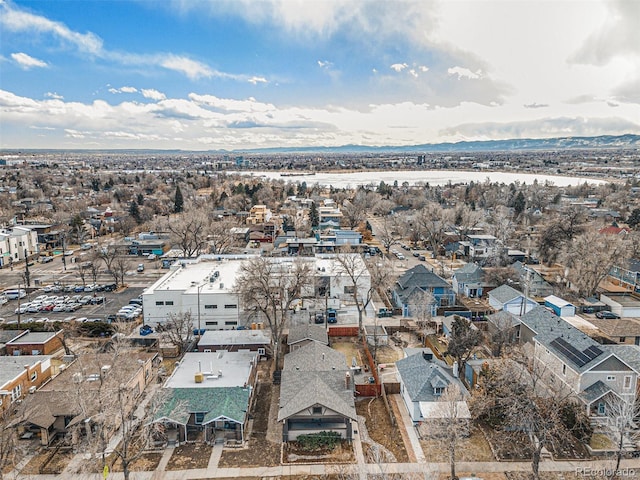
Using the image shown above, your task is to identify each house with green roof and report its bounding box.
[150,351,258,445]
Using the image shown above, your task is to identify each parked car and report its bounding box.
[139,325,153,336]
[314,312,325,324]
[596,311,620,319]
[137,263,144,272]
[326,308,338,323]
[103,284,117,292]
[147,254,157,260]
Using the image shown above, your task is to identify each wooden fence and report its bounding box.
[328,326,360,337]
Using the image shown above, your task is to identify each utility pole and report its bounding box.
[17,281,22,328]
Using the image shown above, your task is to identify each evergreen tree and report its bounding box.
[513,191,526,216]
[628,208,640,229]
[174,185,184,213]
[129,201,141,224]
[309,201,319,228]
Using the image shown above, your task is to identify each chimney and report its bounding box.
[322,353,325,361]
[345,372,351,389]
[453,361,459,377]
[422,351,433,362]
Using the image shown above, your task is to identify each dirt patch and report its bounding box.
[547,432,590,459]
[165,443,212,470]
[20,449,74,475]
[420,425,494,462]
[218,381,281,467]
[284,440,354,464]
[372,345,404,364]
[356,397,409,462]
[331,339,363,367]
[481,424,533,460]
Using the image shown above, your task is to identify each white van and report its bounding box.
[4,289,27,300]
[0,293,7,306]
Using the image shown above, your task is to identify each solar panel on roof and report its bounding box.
[549,337,599,368]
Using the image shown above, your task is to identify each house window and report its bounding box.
[204,304,217,309]
[312,407,322,415]
[194,413,205,424]
[433,387,444,396]
[30,371,37,382]
[155,301,164,306]
[225,321,238,326]
[562,365,566,376]
[204,349,211,353]
[11,384,22,402]
[607,375,616,381]
[620,337,626,343]
[224,304,237,309]
[258,348,266,356]
[598,402,606,415]
[166,301,174,306]
[624,376,632,389]
[205,321,218,326]
[344,285,355,294]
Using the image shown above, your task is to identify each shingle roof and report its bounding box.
[287,324,328,346]
[487,311,520,329]
[396,351,466,403]
[154,387,250,425]
[578,381,613,404]
[520,307,610,373]
[489,284,523,304]
[396,265,450,290]
[453,263,484,283]
[284,341,346,371]
[604,345,640,373]
[277,370,356,422]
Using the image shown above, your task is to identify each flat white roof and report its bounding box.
[0,355,50,388]
[561,315,599,332]
[164,351,255,389]
[544,295,574,308]
[419,401,471,419]
[198,329,270,347]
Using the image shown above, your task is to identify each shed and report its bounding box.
[544,295,576,317]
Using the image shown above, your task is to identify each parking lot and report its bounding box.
[0,284,145,325]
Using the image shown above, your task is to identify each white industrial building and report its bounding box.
[142,254,371,331]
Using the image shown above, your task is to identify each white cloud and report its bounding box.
[11,52,47,69]
[524,103,549,109]
[248,76,267,85]
[109,86,138,94]
[45,92,63,100]
[447,66,482,80]
[1,2,103,55]
[390,63,408,72]
[141,88,166,101]
[159,55,214,80]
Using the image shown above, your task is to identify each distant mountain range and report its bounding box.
[3,134,639,155]
[236,134,640,154]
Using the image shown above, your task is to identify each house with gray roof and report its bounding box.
[451,263,486,298]
[512,261,554,298]
[396,349,470,433]
[519,307,638,418]
[392,264,456,317]
[278,342,356,442]
[287,324,328,351]
[152,351,258,445]
[488,284,538,316]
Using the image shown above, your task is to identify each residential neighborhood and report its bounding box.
[2,149,640,479]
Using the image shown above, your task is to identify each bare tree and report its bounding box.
[415,202,452,254]
[0,405,19,480]
[87,251,102,284]
[446,316,482,377]
[537,207,585,265]
[235,257,312,370]
[164,208,209,258]
[432,384,469,480]
[473,355,572,480]
[111,255,131,287]
[602,394,640,478]
[377,214,406,254]
[159,311,194,355]
[562,231,628,297]
[207,219,238,254]
[409,289,435,343]
[334,253,394,337]
[452,204,483,239]
[76,262,89,287]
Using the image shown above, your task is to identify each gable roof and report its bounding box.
[154,386,250,425]
[396,265,450,290]
[277,371,356,422]
[489,284,524,304]
[283,341,345,371]
[486,310,521,329]
[396,351,466,403]
[278,342,356,422]
[520,307,625,374]
[453,263,484,283]
[287,324,329,346]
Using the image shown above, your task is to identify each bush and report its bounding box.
[296,431,341,451]
[560,401,593,443]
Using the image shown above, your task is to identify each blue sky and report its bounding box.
[1,0,639,150]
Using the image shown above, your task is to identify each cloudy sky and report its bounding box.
[1,0,639,150]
